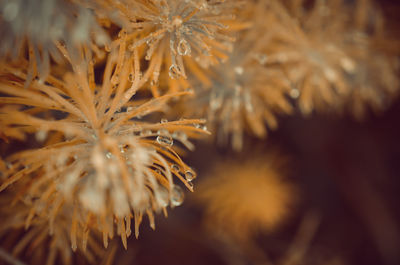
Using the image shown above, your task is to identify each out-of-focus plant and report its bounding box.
[174,1,293,150]
[263,0,399,118]
[0,0,109,81]
[196,151,297,242]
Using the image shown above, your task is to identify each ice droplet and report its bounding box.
[156,135,173,146]
[170,185,184,206]
[157,187,169,207]
[128,73,134,82]
[177,39,191,56]
[234,66,244,75]
[35,130,47,142]
[171,164,180,172]
[184,169,195,181]
[290,88,300,99]
[169,64,181,79]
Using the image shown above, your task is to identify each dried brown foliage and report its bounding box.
[0,0,398,264]
[263,0,399,118]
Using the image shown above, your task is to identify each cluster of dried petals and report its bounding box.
[196,152,296,241]
[263,0,399,117]
[101,0,244,96]
[177,2,292,151]
[0,0,109,80]
[0,44,208,250]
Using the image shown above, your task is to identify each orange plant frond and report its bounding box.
[263,0,399,117]
[175,1,293,151]
[0,189,108,265]
[0,0,109,81]
[96,0,245,96]
[0,43,208,250]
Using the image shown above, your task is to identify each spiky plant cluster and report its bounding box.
[0,40,207,257]
[176,1,293,150]
[262,0,399,117]
[94,0,246,96]
[0,0,109,81]
[0,0,399,264]
[0,187,108,265]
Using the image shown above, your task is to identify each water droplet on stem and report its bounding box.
[169,64,181,79]
[177,39,191,56]
[170,185,184,206]
[184,169,195,181]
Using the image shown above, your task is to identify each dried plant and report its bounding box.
[95,0,246,96]
[174,1,293,150]
[0,187,108,265]
[263,0,399,117]
[0,0,399,264]
[0,0,109,81]
[0,42,208,251]
[196,152,297,242]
